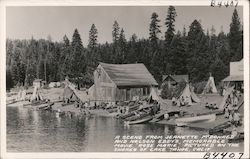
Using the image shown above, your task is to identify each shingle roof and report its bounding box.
[99,63,158,87]
[222,75,243,82]
[162,75,189,83]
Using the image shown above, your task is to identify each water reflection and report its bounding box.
[7,107,243,152]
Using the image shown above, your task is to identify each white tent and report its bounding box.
[179,84,200,105]
[20,89,26,101]
[30,86,43,102]
[203,74,218,94]
[16,89,26,101]
[218,86,234,110]
[49,82,56,88]
[148,87,160,101]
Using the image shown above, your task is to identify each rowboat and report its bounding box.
[125,115,153,125]
[175,113,216,126]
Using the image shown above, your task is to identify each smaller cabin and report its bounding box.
[162,75,189,88]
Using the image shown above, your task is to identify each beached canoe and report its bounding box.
[125,115,153,125]
[228,133,244,143]
[175,114,216,126]
[150,111,166,122]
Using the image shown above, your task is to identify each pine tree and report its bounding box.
[164,6,177,74]
[88,24,98,49]
[59,35,70,80]
[70,29,86,89]
[228,9,242,61]
[127,34,138,63]
[117,28,126,63]
[149,12,161,48]
[165,6,177,46]
[112,21,120,43]
[149,12,162,83]
[87,24,99,75]
[187,20,211,82]
[168,31,188,74]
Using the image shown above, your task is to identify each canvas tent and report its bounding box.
[178,84,200,105]
[63,85,78,102]
[218,86,234,110]
[30,86,43,102]
[148,88,160,101]
[203,74,218,94]
[16,89,27,101]
[21,89,26,101]
[63,81,88,103]
[49,82,56,88]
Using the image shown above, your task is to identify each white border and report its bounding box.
[0,0,249,158]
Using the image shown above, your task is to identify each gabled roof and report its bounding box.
[99,62,158,87]
[162,75,189,83]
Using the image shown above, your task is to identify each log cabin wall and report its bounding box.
[93,65,116,102]
[116,86,150,101]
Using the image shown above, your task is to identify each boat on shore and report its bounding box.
[228,133,244,143]
[150,111,166,122]
[175,113,216,126]
[125,115,153,125]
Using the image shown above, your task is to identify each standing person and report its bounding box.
[220,85,223,96]
[172,96,177,106]
[222,86,226,96]
[228,101,234,115]
[180,96,185,106]
[231,127,238,138]
[224,106,229,118]
[233,110,240,126]
[233,95,239,108]
[229,110,235,124]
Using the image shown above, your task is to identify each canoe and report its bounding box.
[106,107,118,113]
[120,112,136,119]
[150,112,166,122]
[125,112,149,121]
[228,133,244,143]
[125,116,153,125]
[175,114,216,126]
[209,122,231,135]
[39,103,54,110]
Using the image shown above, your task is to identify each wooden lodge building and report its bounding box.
[222,59,243,91]
[93,63,158,102]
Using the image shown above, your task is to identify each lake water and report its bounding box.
[7,106,243,152]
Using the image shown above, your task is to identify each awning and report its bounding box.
[222,75,243,82]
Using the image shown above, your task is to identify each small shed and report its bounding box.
[93,62,158,102]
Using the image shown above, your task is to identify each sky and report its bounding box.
[6,6,243,45]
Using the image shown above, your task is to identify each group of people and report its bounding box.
[171,96,190,107]
[224,91,241,126]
